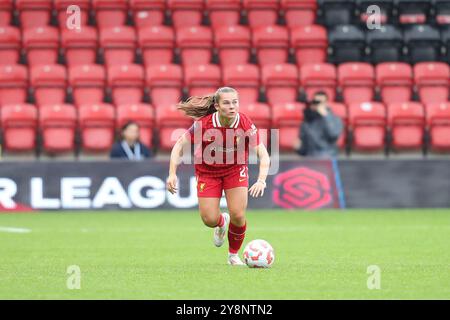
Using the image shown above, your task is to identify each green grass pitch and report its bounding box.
[0,209,449,299]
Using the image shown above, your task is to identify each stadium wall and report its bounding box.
[0,159,448,211]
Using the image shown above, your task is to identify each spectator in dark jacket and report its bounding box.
[110,121,152,160]
[294,91,343,157]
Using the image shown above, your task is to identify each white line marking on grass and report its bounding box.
[0,226,31,233]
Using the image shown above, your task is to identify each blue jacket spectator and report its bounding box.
[110,121,152,160]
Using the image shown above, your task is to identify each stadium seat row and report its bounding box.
[330,24,450,64]
[1,101,449,155]
[0,24,330,67]
[1,62,448,108]
[3,23,450,68]
[317,0,450,28]
[0,0,318,29]
[3,1,450,29]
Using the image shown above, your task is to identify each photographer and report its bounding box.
[294,91,343,158]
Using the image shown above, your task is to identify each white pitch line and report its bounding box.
[0,226,31,233]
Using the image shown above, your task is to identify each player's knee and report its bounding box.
[200,214,218,228]
[230,210,246,226]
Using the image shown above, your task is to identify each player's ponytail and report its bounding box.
[177,87,237,119]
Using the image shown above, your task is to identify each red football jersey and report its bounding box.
[187,112,260,177]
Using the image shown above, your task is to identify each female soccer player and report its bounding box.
[166,87,271,265]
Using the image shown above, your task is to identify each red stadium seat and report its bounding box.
[281,0,317,27]
[414,62,450,104]
[0,26,21,65]
[39,104,77,153]
[100,26,137,67]
[348,102,386,151]
[184,64,222,97]
[262,63,299,105]
[130,0,166,28]
[0,65,28,106]
[30,65,67,107]
[155,104,192,151]
[61,26,98,67]
[222,64,260,104]
[387,102,425,150]
[376,63,413,104]
[107,64,145,106]
[338,63,375,105]
[240,103,271,129]
[328,101,347,149]
[146,64,183,108]
[206,0,241,28]
[168,0,204,28]
[69,64,106,106]
[215,25,251,66]
[1,103,38,151]
[138,26,175,67]
[0,0,13,26]
[16,0,52,29]
[54,0,90,27]
[22,27,59,67]
[92,0,128,29]
[243,0,279,27]
[116,103,155,147]
[239,102,271,146]
[426,102,450,151]
[177,26,213,66]
[290,25,327,67]
[300,63,337,101]
[253,25,289,66]
[78,103,115,151]
[272,102,305,151]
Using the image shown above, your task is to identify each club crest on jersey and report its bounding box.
[199,182,206,192]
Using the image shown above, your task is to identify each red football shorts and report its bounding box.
[196,165,249,198]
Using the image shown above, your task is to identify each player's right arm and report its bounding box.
[167,132,191,194]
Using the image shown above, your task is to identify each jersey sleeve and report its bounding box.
[186,120,203,143]
[243,114,260,148]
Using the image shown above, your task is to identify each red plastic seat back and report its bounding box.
[290,25,327,67]
[300,63,337,101]
[100,26,137,66]
[146,64,183,107]
[376,62,413,104]
[138,26,175,67]
[39,103,77,152]
[214,25,251,66]
[0,26,21,65]
[0,64,28,105]
[252,25,289,66]
[426,102,450,150]
[184,64,222,96]
[61,26,98,67]
[78,103,116,151]
[1,103,38,151]
[168,0,204,28]
[414,62,450,104]
[243,0,279,27]
[281,0,317,27]
[117,103,155,147]
[30,64,67,106]
[388,102,425,149]
[262,63,299,104]
[222,64,260,104]
[177,26,213,66]
[349,102,386,150]
[338,63,375,105]
[206,0,241,28]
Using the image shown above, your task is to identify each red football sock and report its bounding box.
[216,214,225,228]
[228,221,246,254]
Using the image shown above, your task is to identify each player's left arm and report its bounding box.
[249,143,270,198]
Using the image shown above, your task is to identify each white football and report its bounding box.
[243,239,275,268]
